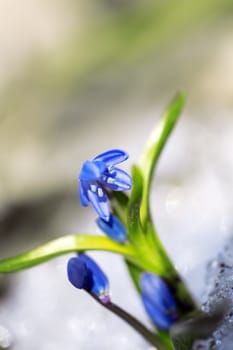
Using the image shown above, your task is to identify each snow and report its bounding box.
[0,111,233,349]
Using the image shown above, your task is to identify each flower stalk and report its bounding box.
[93,296,173,350]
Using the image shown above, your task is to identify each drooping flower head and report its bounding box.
[79,149,132,221]
[140,272,177,331]
[96,213,127,243]
[67,254,110,304]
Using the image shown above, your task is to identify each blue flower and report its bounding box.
[140,272,177,331]
[79,149,132,221]
[67,254,110,303]
[96,213,127,243]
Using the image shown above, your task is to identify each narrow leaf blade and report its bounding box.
[127,165,145,244]
[0,235,137,273]
[139,92,186,228]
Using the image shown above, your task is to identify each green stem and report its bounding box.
[158,330,175,350]
[141,219,198,312]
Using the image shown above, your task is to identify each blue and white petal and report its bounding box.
[101,168,132,191]
[87,184,110,221]
[93,149,128,167]
[78,149,132,218]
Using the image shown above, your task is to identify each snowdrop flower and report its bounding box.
[79,149,132,221]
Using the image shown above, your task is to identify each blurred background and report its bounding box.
[0,1,233,349]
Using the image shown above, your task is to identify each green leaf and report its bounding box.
[126,165,145,244]
[138,92,186,229]
[0,234,167,274]
[126,166,168,274]
[109,191,129,211]
[0,235,138,273]
[110,191,129,226]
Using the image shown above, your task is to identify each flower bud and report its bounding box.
[96,214,127,243]
[140,272,177,330]
[67,254,110,304]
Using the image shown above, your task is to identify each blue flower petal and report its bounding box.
[78,149,131,217]
[67,257,89,289]
[93,149,128,167]
[87,185,110,221]
[140,273,177,313]
[79,254,110,302]
[96,214,127,243]
[101,168,132,191]
[140,273,177,330]
[141,293,174,331]
[79,182,88,207]
[79,160,106,182]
